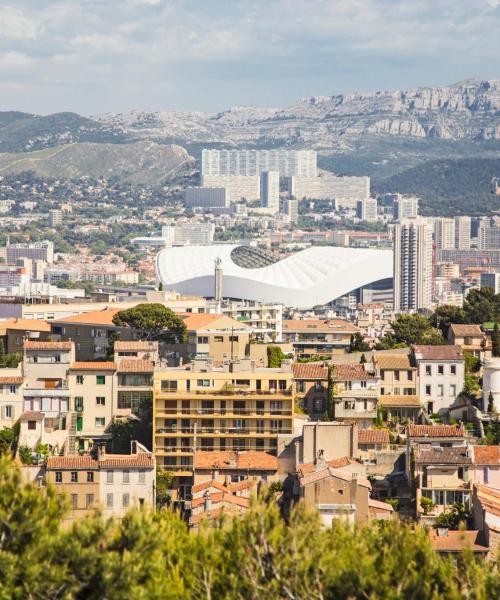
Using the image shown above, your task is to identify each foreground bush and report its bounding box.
[0,456,499,599]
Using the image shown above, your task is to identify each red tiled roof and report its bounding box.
[334,363,377,381]
[358,429,390,445]
[115,341,158,351]
[292,363,328,380]
[47,456,98,470]
[70,362,116,371]
[473,446,500,465]
[117,359,155,372]
[20,411,43,421]
[413,345,463,361]
[408,424,465,438]
[54,307,122,326]
[368,498,394,512]
[191,480,228,495]
[449,324,484,338]
[415,447,472,465]
[23,340,73,350]
[191,492,250,510]
[0,318,51,332]
[193,451,278,471]
[428,530,488,553]
[379,395,421,408]
[99,454,154,468]
[373,354,413,370]
[299,466,371,489]
[475,484,500,518]
[0,376,23,385]
[297,456,354,478]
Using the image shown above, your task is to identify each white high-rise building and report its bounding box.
[162,224,215,246]
[356,198,377,221]
[6,240,54,264]
[393,220,433,312]
[393,196,419,221]
[260,171,280,211]
[434,218,455,249]
[201,149,317,178]
[454,216,471,250]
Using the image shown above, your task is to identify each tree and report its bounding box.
[156,466,174,506]
[492,322,500,357]
[112,303,187,341]
[359,353,367,364]
[326,365,337,421]
[390,314,445,346]
[108,394,152,452]
[1,353,22,368]
[434,503,469,530]
[420,496,434,515]
[0,427,13,455]
[106,330,120,361]
[463,287,500,324]
[267,345,286,368]
[430,305,467,335]
[349,332,370,353]
[487,391,495,414]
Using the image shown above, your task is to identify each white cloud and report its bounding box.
[0,51,34,68]
[0,7,43,40]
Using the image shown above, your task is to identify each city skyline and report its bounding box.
[0,1,499,114]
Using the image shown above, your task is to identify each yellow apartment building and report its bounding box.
[153,357,294,498]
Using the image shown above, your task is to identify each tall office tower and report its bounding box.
[454,216,471,250]
[49,209,63,227]
[478,217,500,250]
[6,240,54,264]
[356,198,377,221]
[393,196,419,221]
[260,171,280,210]
[434,218,455,249]
[480,272,500,294]
[282,198,298,224]
[393,220,433,312]
[201,149,317,177]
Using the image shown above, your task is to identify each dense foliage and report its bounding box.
[375,314,444,349]
[0,456,499,599]
[267,345,286,368]
[112,303,187,341]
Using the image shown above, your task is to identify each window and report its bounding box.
[106,470,113,484]
[118,391,152,411]
[437,385,444,397]
[9,385,17,394]
[450,385,456,397]
[270,400,283,414]
[95,417,105,427]
[344,401,355,410]
[71,471,78,483]
[161,380,177,391]
[118,374,152,387]
[458,467,464,480]
[425,385,431,396]
[96,396,106,406]
[314,398,324,413]
[297,381,305,393]
[76,375,84,385]
[106,493,113,508]
[86,494,94,508]
[4,405,12,419]
[214,336,223,342]
[28,420,37,430]
[438,365,444,375]
[197,379,211,387]
[408,370,414,381]
[74,397,84,412]
[197,336,209,344]
[55,471,62,483]
[484,466,489,484]
[122,493,130,508]
[425,365,432,376]
[71,494,78,510]
[360,381,367,388]
[229,336,239,342]
[139,470,146,484]
[451,365,456,375]
[123,469,130,484]
[96,375,106,385]
[394,370,400,381]
[87,471,94,483]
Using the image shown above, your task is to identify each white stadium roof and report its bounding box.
[156,244,393,309]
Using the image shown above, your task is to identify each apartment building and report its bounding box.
[372,353,417,396]
[153,358,293,498]
[332,364,379,429]
[292,363,328,418]
[447,324,487,359]
[192,450,278,488]
[282,319,360,357]
[0,318,51,355]
[0,370,23,428]
[412,345,464,415]
[219,300,283,343]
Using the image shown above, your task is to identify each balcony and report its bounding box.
[24,388,70,398]
[157,388,292,397]
[334,409,377,419]
[155,427,292,435]
[155,408,292,417]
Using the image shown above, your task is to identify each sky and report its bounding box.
[0,0,499,116]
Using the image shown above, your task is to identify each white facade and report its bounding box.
[434,218,455,250]
[478,218,500,250]
[185,187,229,209]
[260,171,280,210]
[393,196,419,221]
[415,358,464,415]
[483,358,500,413]
[202,149,317,177]
[0,371,23,428]
[454,216,471,250]
[288,173,370,203]
[202,175,260,201]
[162,223,215,246]
[356,198,377,221]
[156,244,393,309]
[393,220,433,312]
[6,241,54,264]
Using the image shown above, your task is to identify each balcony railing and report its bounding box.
[156,408,292,416]
[155,427,292,435]
[158,388,292,396]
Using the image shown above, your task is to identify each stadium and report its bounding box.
[156,244,393,309]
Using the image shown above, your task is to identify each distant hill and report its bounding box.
[373,158,500,216]
[0,141,195,185]
[0,111,127,152]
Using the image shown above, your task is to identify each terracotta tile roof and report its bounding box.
[413,345,463,361]
[0,376,23,385]
[358,429,389,445]
[0,318,51,333]
[23,340,73,350]
[47,456,98,469]
[333,364,377,381]
[193,451,278,471]
[428,530,488,553]
[191,492,250,510]
[54,307,122,326]
[283,319,359,333]
[20,411,43,421]
[473,446,500,465]
[379,395,421,408]
[368,498,394,512]
[415,447,472,465]
[299,466,371,489]
[114,341,158,351]
[70,362,116,371]
[297,457,354,478]
[292,363,328,380]
[99,454,154,468]
[117,359,155,372]
[408,424,465,438]
[229,480,252,493]
[180,313,248,331]
[373,354,412,370]
[475,484,500,518]
[191,480,229,495]
[449,324,484,338]
[189,507,242,525]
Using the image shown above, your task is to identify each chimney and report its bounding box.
[204,491,212,512]
[350,472,358,506]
